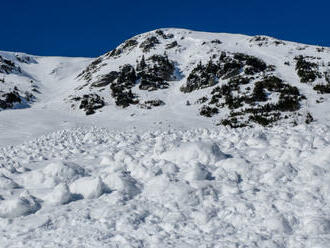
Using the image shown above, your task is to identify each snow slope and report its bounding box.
[0,28,330,247]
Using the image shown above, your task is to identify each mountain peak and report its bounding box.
[0,29,330,128]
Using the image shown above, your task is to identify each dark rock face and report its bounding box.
[110,64,139,108]
[203,75,304,127]
[181,61,218,93]
[211,39,222,44]
[77,58,103,82]
[0,91,22,109]
[76,54,176,112]
[233,53,267,75]
[200,105,218,117]
[249,36,286,47]
[139,36,160,53]
[0,56,21,74]
[166,41,178,49]
[155,30,174,39]
[140,99,165,109]
[313,84,330,94]
[137,54,175,91]
[77,94,105,115]
[107,39,139,58]
[15,54,37,64]
[295,55,321,83]
[91,71,119,88]
[4,92,21,104]
[181,52,270,93]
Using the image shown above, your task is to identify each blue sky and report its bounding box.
[1,0,329,57]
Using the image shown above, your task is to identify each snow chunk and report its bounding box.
[45,183,71,205]
[103,171,140,199]
[70,177,105,199]
[266,215,292,234]
[160,141,227,165]
[100,156,114,166]
[184,162,213,181]
[0,191,40,218]
[42,161,86,185]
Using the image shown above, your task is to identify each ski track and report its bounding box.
[0,124,330,247]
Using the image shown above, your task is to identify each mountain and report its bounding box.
[1,29,330,248]
[1,28,330,133]
[71,28,330,127]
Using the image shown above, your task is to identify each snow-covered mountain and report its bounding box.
[1,28,330,130]
[71,28,330,127]
[1,29,330,248]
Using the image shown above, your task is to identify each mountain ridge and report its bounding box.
[0,28,330,136]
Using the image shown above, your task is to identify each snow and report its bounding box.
[0,125,329,247]
[70,176,105,199]
[0,28,330,247]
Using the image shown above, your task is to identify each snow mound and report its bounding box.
[160,141,227,165]
[42,161,87,184]
[184,162,213,181]
[0,191,40,218]
[25,161,87,188]
[69,176,105,199]
[44,183,72,205]
[102,171,140,199]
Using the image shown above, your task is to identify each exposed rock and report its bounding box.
[0,91,22,109]
[155,30,174,39]
[77,58,103,82]
[166,41,178,49]
[78,94,105,115]
[139,36,160,52]
[107,39,139,58]
[200,105,218,117]
[211,39,222,44]
[140,99,165,109]
[91,71,119,88]
[137,54,175,91]
[181,53,270,93]
[295,55,321,83]
[110,64,139,108]
[0,56,21,74]
[15,54,37,64]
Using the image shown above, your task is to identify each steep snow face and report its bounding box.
[73,28,330,127]
[0,124,330,247]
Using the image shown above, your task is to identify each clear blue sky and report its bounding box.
[1,0,329,57]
